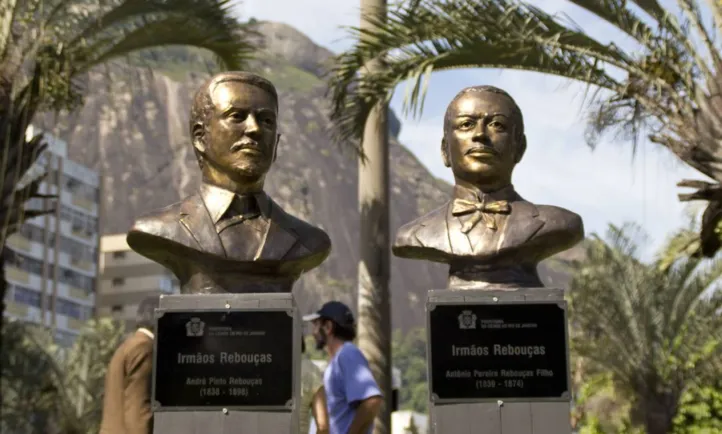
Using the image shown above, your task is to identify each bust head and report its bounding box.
[189,71,281,191]
[441,86,526,191]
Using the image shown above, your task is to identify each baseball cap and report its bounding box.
[303,301,355,329]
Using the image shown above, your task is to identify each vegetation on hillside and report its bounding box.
[125,45,324,92]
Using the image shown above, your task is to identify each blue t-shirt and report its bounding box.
[309,342,381,434]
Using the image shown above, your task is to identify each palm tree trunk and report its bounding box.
[356,0,391,432]
[0,247,6,356]
[643,397,676,434]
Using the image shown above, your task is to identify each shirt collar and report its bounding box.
[200,182,271,224]
[453,183,517,203]
[137,328,154,340]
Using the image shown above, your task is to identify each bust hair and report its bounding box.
[189,71,279,167]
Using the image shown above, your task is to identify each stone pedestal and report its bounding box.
[151,293,301,434]
[426,288,572,434]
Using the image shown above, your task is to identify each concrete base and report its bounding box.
[432,402,571,434]
[427,288,572,434]
[154,410,293,434]
[152,293,301,434]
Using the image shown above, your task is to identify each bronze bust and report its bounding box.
[393,86,583,289]
[127,72,331,293]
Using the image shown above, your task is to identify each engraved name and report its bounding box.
[185,377,264,386]
[176,352,273,365]
[451,344,546,358]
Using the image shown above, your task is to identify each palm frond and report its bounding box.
[565,0,657,48]
[571,0,716,84]
[656,212,701,271]
[627,0,667,20]
[676,0,722,81]
[76,17,248,74]
[665,257,722,342]
[328,0,698,151]
[63,0,257,73]
[0,0,21,59]
[67,0,236,46]
[329,0,634,148]
[701,0,722,40]
[0,108,46,247]
[569,222,722,416]
[0,0,260,253]
[569,228,652,377]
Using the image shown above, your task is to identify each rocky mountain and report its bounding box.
[36,21,580,331]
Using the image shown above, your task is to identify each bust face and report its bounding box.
[201,80,279,181]
[442,91,524,188]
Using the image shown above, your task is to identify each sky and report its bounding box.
[237,0,710,259]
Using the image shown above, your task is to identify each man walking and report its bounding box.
[100,295,160,434]
[304,301,383,434]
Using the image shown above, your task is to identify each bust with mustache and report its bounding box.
[393,85,584,290]
[127,72,331,294]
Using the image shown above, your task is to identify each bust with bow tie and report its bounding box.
[126,72,331,294]
[393,85,583,289]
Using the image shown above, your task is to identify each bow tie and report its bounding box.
[451,198,511,233]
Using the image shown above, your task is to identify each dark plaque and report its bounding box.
[429,303,569,401]
[153,310,293,409]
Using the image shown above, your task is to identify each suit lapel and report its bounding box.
[255,198,301,261]
[411,202,453,253]
[411,188,544,256]
[179,194,227,258]
[442,198,544,255]
[445,202,474,255]
[499,201,544,250]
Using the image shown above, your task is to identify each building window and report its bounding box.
[59,205,98,236]
[112,251,126,259]
[61,235,97,263]
[112,278,125,286]
[13,224,97,264]
[58,266,95,291]
[56,298,79,319]
[62,175,98,204]
[64,176,78,191]
[56,298,91,320]
[25,197,48,211]
[111,305,123,313]
[9,252,44,276]
[13,285,41,308]
[18,223,46,244]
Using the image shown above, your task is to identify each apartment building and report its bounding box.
[97,234,179,331]
[4,126,99,347]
